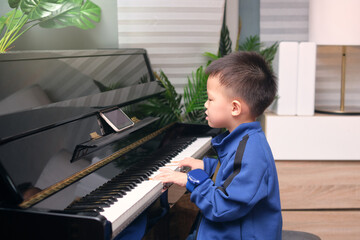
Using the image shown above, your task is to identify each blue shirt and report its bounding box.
[187,121,282,240]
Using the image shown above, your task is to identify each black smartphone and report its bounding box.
[99,107,134,132]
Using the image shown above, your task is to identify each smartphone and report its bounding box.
[99,107,134,132]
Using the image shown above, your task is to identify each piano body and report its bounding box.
[0,49,218,239]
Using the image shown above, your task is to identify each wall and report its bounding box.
[238,0,260,45]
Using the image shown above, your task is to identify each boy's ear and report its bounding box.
[231,100,242,116]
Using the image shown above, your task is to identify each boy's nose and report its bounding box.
[204,100,208,108]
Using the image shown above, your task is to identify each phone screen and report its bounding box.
[100,108,134,132]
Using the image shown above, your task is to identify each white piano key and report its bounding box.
[101,137,212,238]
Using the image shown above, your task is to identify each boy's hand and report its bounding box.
[178,157,204,170]
[152,168,187,187]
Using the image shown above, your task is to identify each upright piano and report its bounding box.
[0,49,218,239]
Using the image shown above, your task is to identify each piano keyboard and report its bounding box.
[65,136,212,238]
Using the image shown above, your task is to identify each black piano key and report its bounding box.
[67,205,104,212]
[64,208,101,214]
[90,191,124,198]
[90,196,118,202]
[65,137,198,214]
[71,202,111,208]
[77,196,117,205]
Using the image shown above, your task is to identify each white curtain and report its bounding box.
[117,0,225,93]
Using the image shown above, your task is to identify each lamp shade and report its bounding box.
[309,0,360,45]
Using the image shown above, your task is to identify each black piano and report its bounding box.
[0,49,218,239]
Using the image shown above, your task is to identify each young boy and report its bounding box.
[153,51,282,239]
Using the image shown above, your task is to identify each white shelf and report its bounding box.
[260,113,360,160]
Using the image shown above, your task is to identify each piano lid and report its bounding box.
[0,49,164,144]
[0,49,165,206]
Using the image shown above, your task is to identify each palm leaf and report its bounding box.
[260,41,279,67]
[239,35,262,52]
[218,0,232,58]
[183,66,208,124]
[203,52,219,61]
[239,35,278,67]
[136,71,183,127]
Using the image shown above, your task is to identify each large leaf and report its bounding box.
[39,0,101,29]
[20,0,64,19]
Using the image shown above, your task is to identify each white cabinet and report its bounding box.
[260,113,360,160]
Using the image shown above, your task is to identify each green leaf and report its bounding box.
[203,52,219,60]
[20,0,64,19]
[218,25,232,57]
[1,9,24,30]
[183,66,208,123]
[136,71,183,127]
[39,0,101,29]
[218,0,232,57]
[260,41,279,66]
[239,35,262,52]
[8,0,21,9]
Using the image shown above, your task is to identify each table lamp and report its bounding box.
[309,0,360,114]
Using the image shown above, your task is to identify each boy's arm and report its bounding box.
[202,156,218,176]
[187,143,271,222]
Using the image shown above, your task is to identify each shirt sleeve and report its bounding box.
[202,156,218,176]
[190,136,270,222]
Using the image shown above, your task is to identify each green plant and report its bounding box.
[0,0,101,53]
[183,66,208,124]
[205,35,278,67]
[238,35,278,69]
[218,1,232,58]
[137,71,184,127]
[136,1,279,126]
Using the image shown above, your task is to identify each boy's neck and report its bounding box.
[228,116,256,133]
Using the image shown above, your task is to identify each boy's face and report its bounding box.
[204,75,233,130]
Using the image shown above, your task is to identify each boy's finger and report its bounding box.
[158,168,174,173]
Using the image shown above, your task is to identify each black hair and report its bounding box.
[205,51,277,117]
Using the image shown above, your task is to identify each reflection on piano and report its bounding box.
[0,49,219,240]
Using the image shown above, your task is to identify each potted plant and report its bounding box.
[0,0,101,53]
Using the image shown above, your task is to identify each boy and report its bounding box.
[153,51,282,239]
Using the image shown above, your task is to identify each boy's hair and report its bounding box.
[205,51,277,117]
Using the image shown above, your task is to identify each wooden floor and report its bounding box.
[277,160,360,240]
